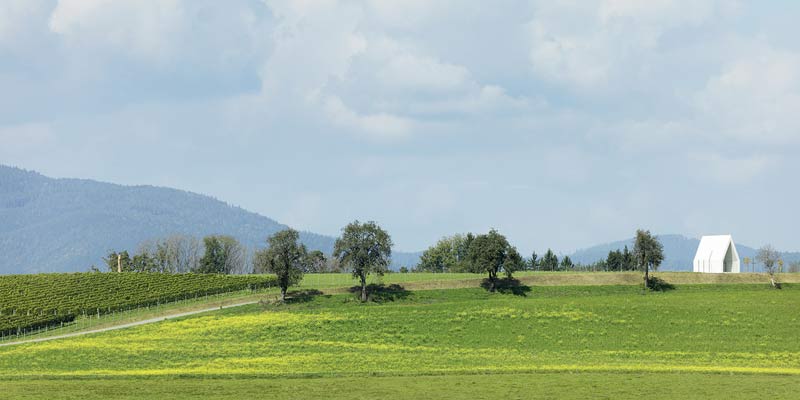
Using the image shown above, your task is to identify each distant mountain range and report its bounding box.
[1,165,796,275]
[568,234,800,272]
[0,165,420,274]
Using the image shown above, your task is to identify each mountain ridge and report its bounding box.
[0,165,420,274]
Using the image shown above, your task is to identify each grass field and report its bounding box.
[1,281,799,398]
[4,373,800,400]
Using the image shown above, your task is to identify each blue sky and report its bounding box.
[1,0,799,254]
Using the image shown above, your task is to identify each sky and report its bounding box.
[1,0,799,255]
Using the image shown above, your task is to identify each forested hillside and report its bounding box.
[0,165,419,273]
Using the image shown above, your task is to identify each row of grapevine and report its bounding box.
[0,273,277,336]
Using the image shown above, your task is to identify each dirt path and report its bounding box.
[0,299,262,347]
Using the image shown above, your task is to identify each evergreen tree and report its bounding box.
[560,255,574,270]
[541,249,559,271]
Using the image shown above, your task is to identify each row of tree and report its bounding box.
[414,234,582,274]
[255,221,392,301]
[103,235,248,274]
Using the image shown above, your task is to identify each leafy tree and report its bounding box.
[253,229,306,301]
[399,266,409,273]
[333,220,393,302]
[560,255,574,270]
[540,249,559,271]
[196,235,246,274]
[103,250,132,272]
[467,229,518,291]
[756,245,781,288]
[633,229,664,289]
[742,256,752,273]
[131,251,158,273]
[198,236,226,273]
[504,247,525,278]
[417,234,474,273]
[302,250,327,273]
[606,250,623,271]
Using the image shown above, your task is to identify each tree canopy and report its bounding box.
[253,229,306,301]
[633,229,664,289]
[467,229,519,291]
[333,220,393,302]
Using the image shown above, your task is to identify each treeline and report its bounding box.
[101,235,351,275]
[413,232,576,273]
[405,233,644,273]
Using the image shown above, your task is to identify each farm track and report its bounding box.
[0,299,263,347]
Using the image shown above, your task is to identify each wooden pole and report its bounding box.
[117,254,122,273]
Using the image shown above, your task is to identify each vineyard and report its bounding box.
[0,273,277,336]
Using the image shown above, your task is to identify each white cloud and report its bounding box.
[375,50,470,92]
[49,0,185,63]
[322,96,412,140]
[694,43,800,144]
[527,0,725,89]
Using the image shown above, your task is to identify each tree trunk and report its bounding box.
[769,273,777,288]
[644,265,650,290]
[489,271,496,292]
[280,287,287,302]
[360,275,367,302]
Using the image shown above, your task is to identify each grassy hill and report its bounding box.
[1,277,799,399]
[0,165,420,273]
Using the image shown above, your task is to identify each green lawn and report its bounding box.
[1,283,798,398]
[3,373,799,400]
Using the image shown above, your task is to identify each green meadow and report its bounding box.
[1,281,799,398]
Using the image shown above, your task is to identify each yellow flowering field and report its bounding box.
[0,284,798,379]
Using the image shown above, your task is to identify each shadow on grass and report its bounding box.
[646,276,675,292]
[480,278,532,297]
[348,284,411,303]
[285,289,325,304]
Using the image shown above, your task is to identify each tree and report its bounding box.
[467,229,517,291]
[606,250,623,272]
[131,251,157,272]
[560,255,574,270]
[504,247,525,278]
[756,245,781,288]
[743,256,752,273]
[137,235,202,273]
[789,261,800,274]
[333,221,393,302]
[253,229,306,301]
[529,252,539,271]
[633,229,664,289]
[198,236,225,273]
[103,251,132,272]
[622,246,634,271]
[196,235,246,274]
[302,250,327,273]
[417,234,473,273]
[541,249,559,271]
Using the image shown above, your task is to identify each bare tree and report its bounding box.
[756,244,781,288]
[136,235,202,273]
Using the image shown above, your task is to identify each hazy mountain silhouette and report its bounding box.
[0,165,420,274]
